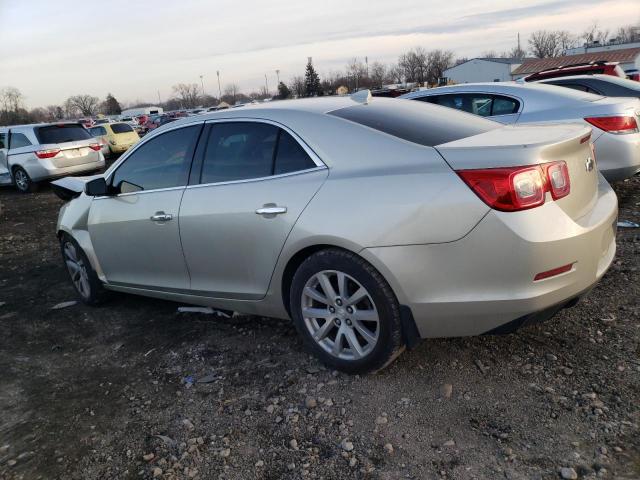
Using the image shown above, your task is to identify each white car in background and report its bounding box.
[401,82,640,182]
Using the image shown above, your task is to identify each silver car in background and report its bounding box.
[53,94,617,373]
[0,122,105,192]
[401,82,640,181]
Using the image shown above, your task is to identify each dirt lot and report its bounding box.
[0,176,638,480]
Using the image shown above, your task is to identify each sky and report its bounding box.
[0,0,638,108]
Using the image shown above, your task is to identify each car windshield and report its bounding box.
[36,124,92,144]
[328,98,499,147]
[111,123,134,134]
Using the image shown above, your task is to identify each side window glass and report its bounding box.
[562,83,589,92]
[9,133,32,149]
[200,122,278,184]
[0,133,6,149]
[491,96,520,115]
[111,125,199,191]
[468,95,493,116]
[274,130,316,175]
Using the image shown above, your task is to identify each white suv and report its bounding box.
[0,122,105,192]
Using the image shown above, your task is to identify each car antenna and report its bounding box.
[351,89,372,105]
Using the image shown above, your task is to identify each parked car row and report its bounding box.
[49,90,621,372]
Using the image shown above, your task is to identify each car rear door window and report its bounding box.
[36,124,91,144]
[418,94,518,117]
[111,125,200,191]
[0,133,6,149]
[200,122,278,184]
[9,132,32,149]
[274,130,317,175]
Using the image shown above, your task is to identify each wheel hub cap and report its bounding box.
[63,242,91,299]
[301,270,379,361]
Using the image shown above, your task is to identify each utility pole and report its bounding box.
[216,71,222,100]
[264,74,269,96]
[365,56,369,77]
[275,69,280,86]
[199,75,205,97]
[157,90,161,104]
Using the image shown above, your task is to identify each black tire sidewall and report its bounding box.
[59,233,105,305]
[290,249,403,374]
[13,167,36,193]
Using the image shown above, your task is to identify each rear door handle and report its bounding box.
[150,211,173,222]
[255,206,287,215]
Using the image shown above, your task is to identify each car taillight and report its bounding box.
[545,161,570,200]
[35,148,61,159]
[456,161,570,212]
[584,116,638,134]
[88,143,102,151]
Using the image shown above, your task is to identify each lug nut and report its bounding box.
[334,318,342,326]
[346,319,352,326]
[336,299,343,306]
[329,306,335,313]
[346,306,353,314]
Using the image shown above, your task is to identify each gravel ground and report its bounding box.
[0,176,638,480]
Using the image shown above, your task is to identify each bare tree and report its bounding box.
[528,30,576,58]
[0,87,24,112]
[46,105,65,121]
[172,83,200,109]
[387,64,404,83]
[289,76,305,98]
[66,94,100,116]
[346,57,368,90]
[426,49,454,85]
[582,22,610,45]
[398,47,428,84]
[369,62,388,88]
[611,24,639,43]
[221,84,240,104]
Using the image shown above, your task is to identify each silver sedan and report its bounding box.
[401,82,640,182]
[53,93,617,373]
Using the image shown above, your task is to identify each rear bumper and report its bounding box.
[27,155,105,182]
[362,175,618,338]
[594,131,640,182]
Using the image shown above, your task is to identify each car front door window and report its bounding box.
[111,125,200,192]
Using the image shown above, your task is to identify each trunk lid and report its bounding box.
[436,123,598,221]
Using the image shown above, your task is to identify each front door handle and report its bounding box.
[255,206,287,216]
[150,211,173,222]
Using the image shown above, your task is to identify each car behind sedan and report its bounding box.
[52,94,617,373]
[0,122,104,192]
[89,122,139,156]
[401,82,640,182]
[535,74,640,98]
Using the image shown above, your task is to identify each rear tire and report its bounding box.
[60,233,108,305]
[290,249,405,374]
[13,167,38,193]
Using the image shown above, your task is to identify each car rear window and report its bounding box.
[328,98,499,146]
[111,123,134,134]
[36,124,91,144]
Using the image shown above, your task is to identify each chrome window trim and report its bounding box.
[202,116,326,168]
[185,165,327,190]
[93,185,185,201]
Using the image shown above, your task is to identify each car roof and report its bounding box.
[0,121,82,130]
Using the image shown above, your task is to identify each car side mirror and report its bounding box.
[85,177,109,196]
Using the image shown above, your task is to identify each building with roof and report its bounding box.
[511,46,640,79]
[443,58,527,84]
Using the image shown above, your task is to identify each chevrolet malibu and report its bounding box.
[52,94,617,373]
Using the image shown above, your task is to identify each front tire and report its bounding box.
[13,167,38,193]
[290,249,405,374]
[60,233,107,305]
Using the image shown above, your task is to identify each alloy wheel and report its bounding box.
[14,169,29,191]
[63,241,91,299]
[301,270,379,360]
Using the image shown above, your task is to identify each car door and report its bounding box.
[87,123,203,290]
[179,120,328,299]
